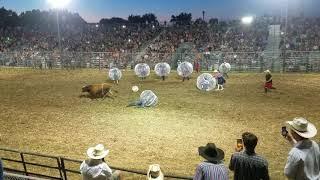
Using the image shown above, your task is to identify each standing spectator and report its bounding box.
[193,143,228,180]
[0,158,3,180]
[264,70,275,93]
[194,59,200,73]
[80,144,121,180]
[229,132,269,180]
[147,164,164,180]
[283,117,320,180]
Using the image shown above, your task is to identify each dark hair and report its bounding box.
[242,132,258,154]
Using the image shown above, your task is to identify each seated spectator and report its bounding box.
[147,164,164,180]
[283,117,320,179]
[193,143,228,180]
[229,132,269,180]
[80,144,121,180]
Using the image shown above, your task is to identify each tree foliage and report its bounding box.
[170,12,192,25]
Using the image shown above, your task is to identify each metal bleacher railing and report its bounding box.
[1,50,320,72]
[0,147,193,180]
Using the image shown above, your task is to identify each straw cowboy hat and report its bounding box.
[264,69,271,73]
[147,164,164,180]
[213,69,219,73]
[198,143,224,162]
[286,117,317,138]
[87,144,109,159]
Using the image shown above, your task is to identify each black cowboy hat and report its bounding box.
[198,143,224,162]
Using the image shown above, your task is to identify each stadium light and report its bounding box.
[241,16,253,25]
[47,0,71,9]
[47,0,72,67]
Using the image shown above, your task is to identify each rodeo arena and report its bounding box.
[1,0,320,180]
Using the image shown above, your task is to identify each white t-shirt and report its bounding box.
[80,160,113,180]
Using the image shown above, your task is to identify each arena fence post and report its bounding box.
[56,157,64,180]
[19,152,28,176]
[60,157,68,180]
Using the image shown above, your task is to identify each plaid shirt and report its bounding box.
[229,151,269,180]
[193,161,229,180]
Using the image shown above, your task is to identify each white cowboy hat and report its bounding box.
[213,69,219,73]
[286,117,317,138]
[147,164,164,180]
[87,144,109,159]
[264,70,271,73]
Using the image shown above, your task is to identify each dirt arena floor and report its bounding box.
[0,68,319,179]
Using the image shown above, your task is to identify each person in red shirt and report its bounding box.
[264,70,275,93]
[194,59,200,73]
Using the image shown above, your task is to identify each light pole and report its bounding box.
[56,11,62,61]
[47,0,71,68]
[283,0,288,73]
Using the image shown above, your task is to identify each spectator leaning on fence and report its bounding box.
[283,117,320,179]
[229,132,270,180]
[193,143,228,180]
[147,164,164,180]
[0,158,3,180]
[80,144,121,180]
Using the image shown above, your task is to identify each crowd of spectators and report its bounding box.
[1,7,319,72]
[280,17,320,51]
[1,10,270,68]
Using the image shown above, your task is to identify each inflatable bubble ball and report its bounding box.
[140,90,158,107]
[108,67,122,81]
[196,73,217,91]
[155,62,171,80]
[135,63,150,78]
[219,63,231,74]
[177,61,193,78]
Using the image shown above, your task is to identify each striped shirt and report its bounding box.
[229,151,269,180]
[193,161,229,180]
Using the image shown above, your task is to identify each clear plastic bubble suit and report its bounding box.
[177,61,193,77]
[140,90,158,107]
[219,63,231,73]
[135,63,150,78]
[196,73,217,91]
[155,62,171,77]
[108,68,122,81]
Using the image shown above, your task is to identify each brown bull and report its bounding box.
[81,83,117,99]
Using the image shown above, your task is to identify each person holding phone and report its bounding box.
[283,117,320,180]
[229,132,269,180]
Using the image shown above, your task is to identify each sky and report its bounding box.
[1,0,320,23]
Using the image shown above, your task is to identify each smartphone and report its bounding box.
[282,126,288,137]
[236,139,243,149]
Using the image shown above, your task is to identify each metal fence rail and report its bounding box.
[0,147,193,180]
[1,50,320,72]
[4,172,48,180]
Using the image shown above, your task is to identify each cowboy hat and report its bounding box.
[264,70,271,73]
[213,69,219,73]
[147,164,164,180]
[87,144,109,159]
[286,117,317,138]
[198,143,224,162]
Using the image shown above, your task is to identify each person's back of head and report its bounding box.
[242,132,258,154]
